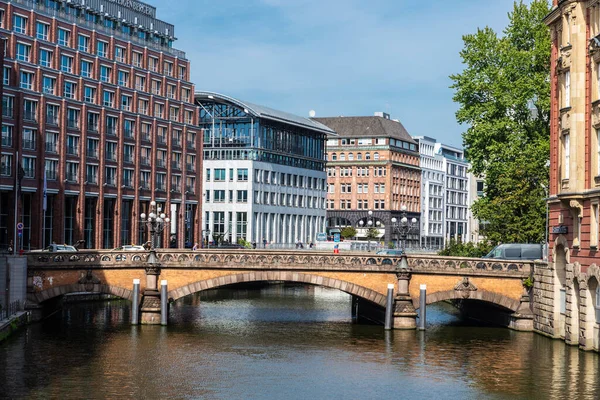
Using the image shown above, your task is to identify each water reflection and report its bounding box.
[0,284,598,399]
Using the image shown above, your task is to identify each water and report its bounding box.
[1,284,599,399]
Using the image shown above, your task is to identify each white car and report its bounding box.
[32,244,78,252]
[114,245,146,251]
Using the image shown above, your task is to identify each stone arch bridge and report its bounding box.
[26,250,535,330]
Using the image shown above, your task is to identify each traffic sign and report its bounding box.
[16,222,24,230]
[333,233,341,243]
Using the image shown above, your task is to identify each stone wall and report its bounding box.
[533,260,556,337]
[0,256,27,311]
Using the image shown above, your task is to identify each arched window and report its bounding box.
[365,152,371,160]
[374,152,380,160]
[357,153,362,160]
[332,153,337,161]
[340,153,346,161]
[348,153,354,161]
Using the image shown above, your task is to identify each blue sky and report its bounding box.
[151,0,523,147]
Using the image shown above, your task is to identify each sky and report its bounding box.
[150,0,524,148]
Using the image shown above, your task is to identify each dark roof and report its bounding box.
[313,116,416,144]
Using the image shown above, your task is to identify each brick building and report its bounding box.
[315,112,421,247]
[0,0,201,250]
[544,0,600,343]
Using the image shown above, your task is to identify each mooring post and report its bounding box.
[384,283,394,330]
[131,279,140,325]
[160,280,168,326]
[418,284,426,331]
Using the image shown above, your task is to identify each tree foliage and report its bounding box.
[366,227,380,241]
[438,239,494,258]
[341,226,357,239]
[450,0,551,244]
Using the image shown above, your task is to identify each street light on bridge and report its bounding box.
[391,205,418,252]
[358,210,380,252]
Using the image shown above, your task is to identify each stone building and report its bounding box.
[541,0,600,350]
[316,112,421,247]
[0,0,201,250]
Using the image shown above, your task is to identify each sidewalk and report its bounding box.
[0,312,29,343]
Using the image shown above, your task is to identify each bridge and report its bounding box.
[25,250,535,330]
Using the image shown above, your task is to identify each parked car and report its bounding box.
[376,249,404,256]
[114,245,146,251]
[32,244,78,252]
[483,243,543,260]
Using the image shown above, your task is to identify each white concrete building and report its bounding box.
[196,92,333,246]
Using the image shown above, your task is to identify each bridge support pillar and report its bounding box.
[140,253,162,325]
[393,256,417,329]
[509,287,534,332]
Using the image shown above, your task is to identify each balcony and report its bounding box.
[186,163,195,172]
[155,183,166,191]
[106,126,117,136]
[171,161,181,170]
[1,137,12,147]
[106,153,117,162]
[3,107,13,118]
[124,129,135,139]
[157,136,167,145]
[172,138,182,147]
[140,157,151,166]
[171,185,181,193]
[105,178,116,187]
[124,155,134,164]
[67,119,79,129]
[139,181,150,190]
[142,133,151,142]
[66,146,79,156]
[122,180,133,188]
[46,170,57,180]
[87,123,99,133]
[187,140,195,149]
[156,159,166,168]
[22,140,36,150]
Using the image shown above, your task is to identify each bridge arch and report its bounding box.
[413,289,520,312]
[168,271,387,307]
[32,283,133,304]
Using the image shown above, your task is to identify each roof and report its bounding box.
[313,116,416,144]
[195,91,335,135]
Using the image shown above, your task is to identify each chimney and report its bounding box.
[374,112,390,120]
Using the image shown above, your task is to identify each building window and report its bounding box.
[237,168,248,181]
[237,190,248,203]
[39,49,53,67]
[57,28,70,46]
[23,100,37,121]
[84,86,96,104]
[13,15,27,34]
[16,43,31,62]
[36,21,49,40]
[78,35,89,52]
[592,203,599,249]
[103,91,114,108]
[20,71,33,90]
[64,81,76,99]
[97,41,108,57]
[115,46,126,63]
[563,133,570,180]
[60,55,73,73]
[565,70,570,108]
[81,60,93,78]
[22,156,35,178]
[132,52,143,67]
[100,65,112,83]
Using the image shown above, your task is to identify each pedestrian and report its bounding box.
[263,238,267,248]
[252,241,257,249]
[193,243,198,251]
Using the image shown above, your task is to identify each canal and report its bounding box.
[1,284,599,399]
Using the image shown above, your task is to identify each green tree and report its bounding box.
[341,226,357,239]
[366,227,380,241]
[438,239,494,258]
[450,0,550,244]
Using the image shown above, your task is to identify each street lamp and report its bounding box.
[140,201,170,250]
[202,229,211,249]
[391,205,418,252]
[359,210,380,252]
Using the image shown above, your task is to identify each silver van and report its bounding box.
[483,243,542,260]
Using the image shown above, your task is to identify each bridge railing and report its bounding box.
[26,249,535,276]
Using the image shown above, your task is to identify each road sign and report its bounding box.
[16,222,24,230]
[333,233,340,243]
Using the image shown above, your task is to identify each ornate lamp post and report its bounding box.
[391,205,418,252]
[358,210,380,252]
[138,201,170,324]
